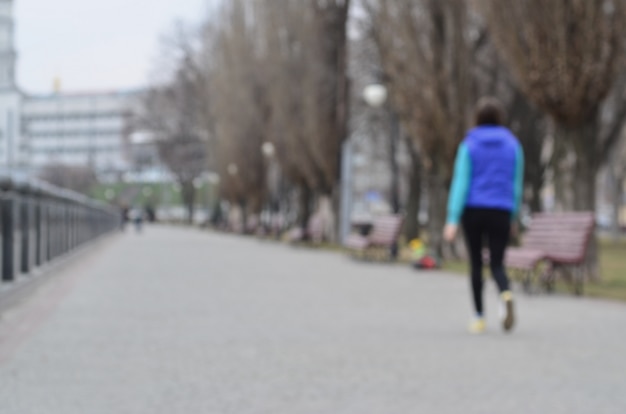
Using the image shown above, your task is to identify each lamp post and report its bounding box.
[193,177,204,225]
[261,142,277,234]
[227,162,243,232]
[207,172,220,227]
[363,83,401,214]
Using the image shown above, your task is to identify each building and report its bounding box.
[0,0,145,179]
[22,90,142,178]
[0,0,25,173]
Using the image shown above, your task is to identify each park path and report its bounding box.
[0,225,625,413]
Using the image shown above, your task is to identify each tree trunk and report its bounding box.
[404,144,422,241]
[509,87,546,214]
[181,181,196,225]
[240,200,248,235]
[552,137,575,211]
[610,173,623,240]
[319,193,336,243]
[555,118,600,280]
[298,185,313,240]
[555,120,599,212]
[571,152,597,213]
[426,168,448,260]
[528,177,543,213]
[389,110,401,214]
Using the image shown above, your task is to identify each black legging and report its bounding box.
[462,208,511,315]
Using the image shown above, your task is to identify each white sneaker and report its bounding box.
[468,316,486,334]
[500,291,515,332]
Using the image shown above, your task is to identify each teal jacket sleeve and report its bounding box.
[446,143,471,225]
[512,144,525,220]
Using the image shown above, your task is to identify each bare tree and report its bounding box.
[142,47,208,224]
[480,0,626,211]
[469,25,550,215]
[251,0,352,239]
[304,0,352,198]
[479,0,626,277]
[364,0,475,256]
[606,133,626,238]
[210,0,269,231]
[259,0,320,232]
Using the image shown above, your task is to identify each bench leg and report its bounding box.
[389,243,399,261]
[522,269,533,294]
[540,263,556,294]
[348,249,362,260]
[573,266,585,296]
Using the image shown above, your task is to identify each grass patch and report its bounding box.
[584,239,626,301]
[443,260,468,274]
[90,182,215,207]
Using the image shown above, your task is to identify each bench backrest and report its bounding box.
[368,214,404,246]
[522,212,595,261]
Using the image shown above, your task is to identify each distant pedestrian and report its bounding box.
[120,206,129,232]
[129,208,144,233]
[444,97,524,334]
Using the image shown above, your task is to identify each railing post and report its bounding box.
[61,202,68,255]
[0,177,117,287]
[73,205,78,249]
[49,201,57,260]
[45,200,51,262]
[67,203,73,252]
[59,202,65,257]
[1,191,17,281]
[71,205,77,250]
[20,192,31,274]
[35,196,43,267]
[81,207,86,245]
[76,206,81,246]
[28,195,36,270]
[58,202,64,257]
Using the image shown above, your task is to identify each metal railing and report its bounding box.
[0,175,120,283]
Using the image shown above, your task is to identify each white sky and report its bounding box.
[15,0,217,95]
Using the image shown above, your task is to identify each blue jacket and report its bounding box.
[446,126,524,225]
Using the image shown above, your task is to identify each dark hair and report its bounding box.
[474,97,506,126]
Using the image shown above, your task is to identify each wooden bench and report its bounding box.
[287,214,324,244]
[504,212,595,294]
[345,214,404,260]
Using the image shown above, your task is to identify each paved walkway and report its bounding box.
[0,226,625,413]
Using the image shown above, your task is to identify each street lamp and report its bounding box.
[363,82,401,214]
[261,141,279,235]
[339,86,390,245]
[206,172,221,227]
[193,177,203,189]
[105,189,115,201]
[363,84,388,108]
[261,141,276,158]
[207,172,220,185]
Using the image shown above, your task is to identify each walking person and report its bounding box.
[443,97,524,334]
[129,207,144,234]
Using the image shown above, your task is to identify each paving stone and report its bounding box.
[0,226,625,413]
